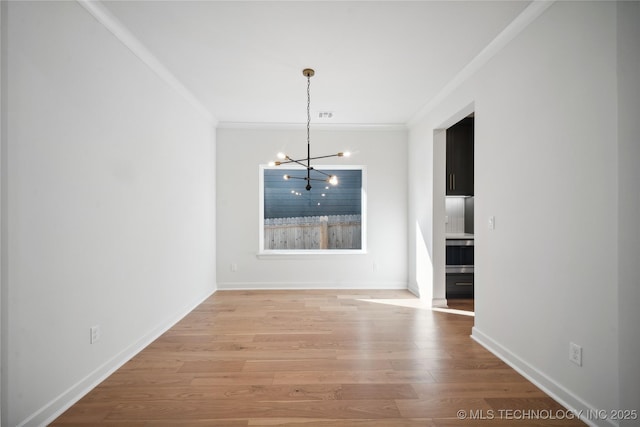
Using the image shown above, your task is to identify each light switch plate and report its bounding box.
[488,216,495,230]
[90,325,101,344]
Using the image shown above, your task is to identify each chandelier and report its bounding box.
[269,68,350,191]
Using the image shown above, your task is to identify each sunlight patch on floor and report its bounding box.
[357,298,432,310]
[432,306,475,317]
[358,298,475,317]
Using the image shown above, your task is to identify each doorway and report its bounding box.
[444,114,474,311]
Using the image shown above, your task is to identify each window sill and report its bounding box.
[257,250,367,260]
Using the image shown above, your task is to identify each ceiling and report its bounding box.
[101,1,531,126]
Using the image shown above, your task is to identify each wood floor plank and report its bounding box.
[243,359,392,372]
[79,384,361,403]
[177,360,246,373]
[410,382,549,399]
[174,348,338,360]
[485,396,573,411]
[272,369,437,385]
[144,422,248,427]
[50,402,116,424]
[335,348,452,360]
[429,368,529,383]
[97,372,195,388]
[102,399,402,420]
[189,372,275,386]
[395,396,494,418]
[51,290,586,426]
[338,384,418,400]
[390,357,510,371]
[248,419,436,427]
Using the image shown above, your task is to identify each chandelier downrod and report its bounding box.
[306,69,312,190]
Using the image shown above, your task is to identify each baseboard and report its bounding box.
[24,288,217,427]
[405,283,447,308]
[432,298,448,308]
[471,327,617,427]
[216,281,409,291]
[406,281,420,297]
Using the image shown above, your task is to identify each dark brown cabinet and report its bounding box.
[446,273,474,298]
[446,117,474,196]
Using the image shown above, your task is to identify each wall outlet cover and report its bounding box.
[569,342,582,366]
[90,325,101,344]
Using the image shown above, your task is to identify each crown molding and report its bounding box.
[76,0,216,125]
[407,0,555,127]
[217,121,407,132]
[75,0,553,131]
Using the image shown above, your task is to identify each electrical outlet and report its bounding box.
[231,263,238,272]
[488,216,496,230]
[569,342,582,366]
[90,325,101,344]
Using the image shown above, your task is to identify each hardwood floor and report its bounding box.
[444,298,474,312]
[52,290,585,426]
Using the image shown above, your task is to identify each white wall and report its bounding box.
[616,1,640,425]
[1,2,216,425]
[0,3,5,424]
[409,1,627,424]
[217,126,407,290]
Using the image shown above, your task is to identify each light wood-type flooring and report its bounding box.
[52,290,585,426]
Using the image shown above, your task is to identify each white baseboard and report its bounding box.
[24,288,217,427]
[471,327,618,427]
[432,298,448,308]
[405,283,447,308]
[216,281,409,291]
[407,281,420,297]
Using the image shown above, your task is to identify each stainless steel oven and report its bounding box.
[446,238,474,298]
[445,238,474,273]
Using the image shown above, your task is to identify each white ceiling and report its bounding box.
[101,1,531,126]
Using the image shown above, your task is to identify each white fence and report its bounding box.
[264,215,361,250]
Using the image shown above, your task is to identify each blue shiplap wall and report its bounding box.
[264,168,362,219]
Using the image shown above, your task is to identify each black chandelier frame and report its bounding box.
[270,68,349,191]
